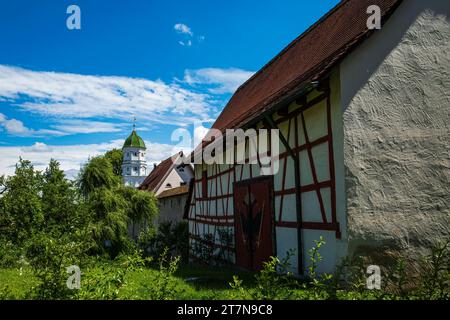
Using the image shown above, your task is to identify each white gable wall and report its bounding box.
[340,0,450,261]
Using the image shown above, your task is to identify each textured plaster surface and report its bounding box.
[341,0,450,261]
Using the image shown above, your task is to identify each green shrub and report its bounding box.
[25,232,85,300]
[416,238,450,300]
[143,221,188,263]
[229,250,296,300]
[138,248,182,300]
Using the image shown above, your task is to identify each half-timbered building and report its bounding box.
[185,0,450,274]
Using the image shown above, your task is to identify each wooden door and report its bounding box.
[234,177,274,271]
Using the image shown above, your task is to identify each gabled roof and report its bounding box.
[138,152,183,192]
[123,130,146,149]
[210,0,403,132]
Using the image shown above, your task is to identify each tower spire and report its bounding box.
[133,115,136,131]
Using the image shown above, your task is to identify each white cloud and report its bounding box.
[183,68,254,94]
[51,120,124,134]
[0,140,190,179]
[174,23,193,36]
[178,40,192,47]
[174,23,205,47]
[0,65,214,128]
[0,112,126,137]
[0,112,65,137]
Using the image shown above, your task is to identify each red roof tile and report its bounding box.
[211,0,403,131]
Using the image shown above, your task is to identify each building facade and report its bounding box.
[139,152,194,223]
[157,185,190,224]
[185,0,450,274]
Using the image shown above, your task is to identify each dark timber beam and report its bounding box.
[264,114,304,275]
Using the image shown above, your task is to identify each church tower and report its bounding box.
[122,123,147,187]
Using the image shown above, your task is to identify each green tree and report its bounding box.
[0,159,43,243]
[104,149,123,177]
[41,159,79,230]
[78,156,120,197]
[87,187,129,258]
[119,186,159,240]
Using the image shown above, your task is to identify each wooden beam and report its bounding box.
[263,114,304,275]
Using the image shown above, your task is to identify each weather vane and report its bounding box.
[133,115,136,130]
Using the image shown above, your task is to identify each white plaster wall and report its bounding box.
[154,168,183,196]
[122,146,147,188]
[158,194,188,223]
[340,0,450,262]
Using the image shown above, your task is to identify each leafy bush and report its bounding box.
[140,221,188,263]
[191,233,215,265]
[25,232,86,300]
[144,248,182,300]
[76,250,150,300]
[416,237,449,300]
[228,251,296,300]
[0,240,23,268]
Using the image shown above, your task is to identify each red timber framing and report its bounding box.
[186,79,341,274]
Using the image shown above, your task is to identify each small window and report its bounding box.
[166,183,172,188]
[134,167,138,171]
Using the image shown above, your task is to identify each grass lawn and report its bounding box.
[0,264,256,300]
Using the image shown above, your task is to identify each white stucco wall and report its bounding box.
[122,146,147,187]
[158,194,188,224]
[154,166,192,196]
[340,0,450,262]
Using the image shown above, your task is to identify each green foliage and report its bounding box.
[143,248,182,300]
[0,240,23,268]
[306,236,334,298]
[77,250,151,300]
[140,220,188,263]
[42,159,81,232]
[192,233,215,265]
[216,227,233,263]
[86,187,129,257]
[0,159,43,244]
[229,251,296,300]
[416,237,450,300]
[25,232,85,300]
[0,285,15,300]
[119,186,159,242]
[104,149,123,177]
[78,156,120,197]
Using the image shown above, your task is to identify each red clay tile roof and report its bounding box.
[157,185,189,199]
[138,152,182,192]
[211,0,403,132]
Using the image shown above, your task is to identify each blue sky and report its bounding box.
[0,0,339,177]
